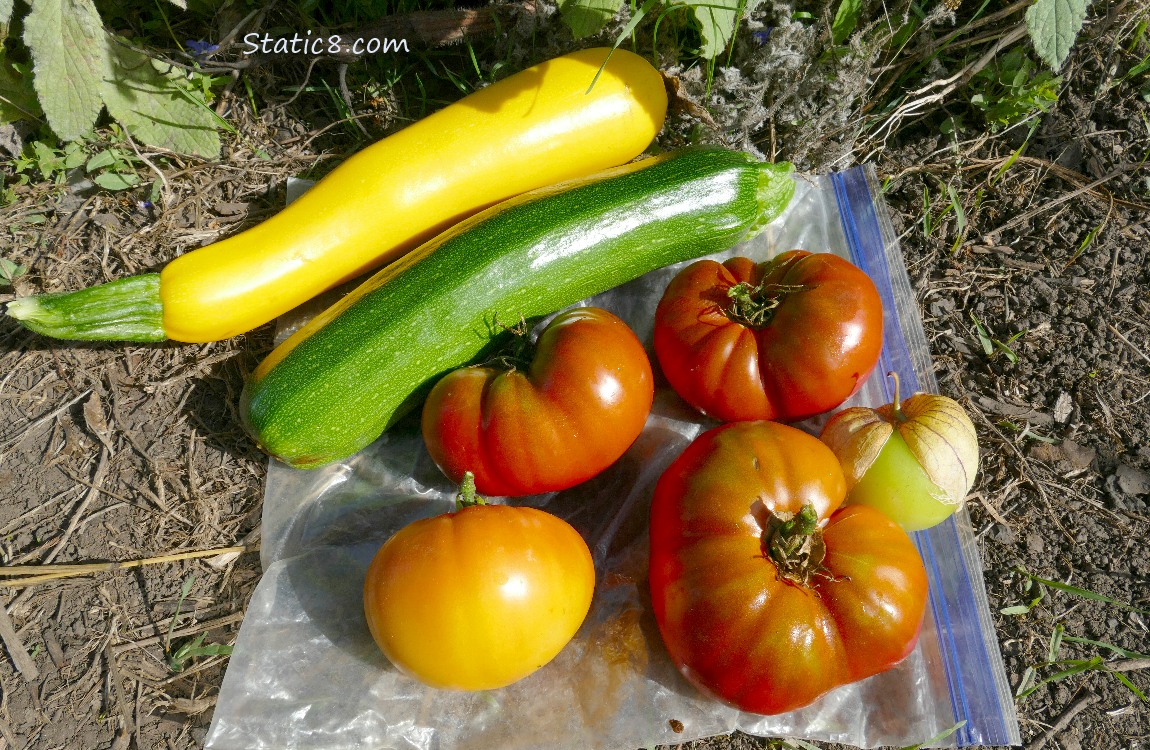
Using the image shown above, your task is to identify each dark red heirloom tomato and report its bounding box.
[421,307,653,496]
[649,420,928,716]
[653,251,884,422]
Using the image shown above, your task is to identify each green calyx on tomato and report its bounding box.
[761,503,829,586]
[653,251,884,423]
[724,280,808,329]
[422,306,654,497]
[454,470,484,509]
[485,316,537,372]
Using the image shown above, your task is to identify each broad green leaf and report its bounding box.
[0,257,27,285]
[558,0,626,39]
[93,171,140,190]
[22,0,107,141]
[32,141,63,178]
[1025,0,1089,72]
[690,0,762,59]
[86,150,117,171]
[63,143,86,169]
[831,0,862,45]
[98,35,220,157]
[1,56,43,124]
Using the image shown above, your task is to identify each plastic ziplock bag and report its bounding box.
[205,165,1021,750]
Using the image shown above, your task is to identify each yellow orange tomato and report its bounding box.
[363,500,595,690]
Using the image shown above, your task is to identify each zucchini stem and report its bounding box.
[747,161,796,238]
[5,274,166,342]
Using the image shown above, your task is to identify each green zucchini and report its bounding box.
[242,146,795,469]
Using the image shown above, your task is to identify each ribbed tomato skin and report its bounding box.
[421,307,653,496]
[653,251,884,423]
[649,420,928,715]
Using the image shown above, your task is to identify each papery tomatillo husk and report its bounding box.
[820,373,979,530]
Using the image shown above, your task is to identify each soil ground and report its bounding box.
[1,2,1147,749]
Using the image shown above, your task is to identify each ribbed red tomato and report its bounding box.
[653,251,884,422]
[421,307,653,496]
[649,420,928,715]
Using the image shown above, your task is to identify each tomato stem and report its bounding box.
[455,471,487,509]
[486,315,536,372]
[725,281,806,328]
[763,503,827,586]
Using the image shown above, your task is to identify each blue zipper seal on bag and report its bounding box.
[831,167,1021,747]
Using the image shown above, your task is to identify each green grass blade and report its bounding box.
[1109,670,1148,701]
[1019,570,1150,615]
[1016,657,1104,699]
[589,0,662,93]
[898,720,967,749]
[1062,635,1150,660]
[1047,623,1065,663]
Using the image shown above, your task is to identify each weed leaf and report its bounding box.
[785,740,824,750]
[1016,656,1103,699]
[689,0,761,59]
[86,150,117,171]
[1025,0,1089,72]
[1000,604,1033,615]
[1062,635,1150,660]
[22,0,107,141]
[0,53,41,123]
[93,171,140,191]
[1020,569,1150,615]
[99,36,221,157]
[899,721,967,750]
[0,258,27,285]
[558,0,627,39]
[831,0,862,45]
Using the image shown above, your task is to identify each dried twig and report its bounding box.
[983,168,1130,240]
[0,600,39,681]
[44,447,111,565]
[0,544,259,589]
[113,612,246,656]
[862,23,1030,157]
[0,389,92,455]
[1106,323,1150,370]
[1109,658,1150,672]
[1025,690,1099,750]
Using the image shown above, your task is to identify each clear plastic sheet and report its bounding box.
[205,166,1021,750]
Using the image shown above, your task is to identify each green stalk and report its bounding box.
[454,471,486,510]
[749,161,796,238]
[5,274,166,342]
